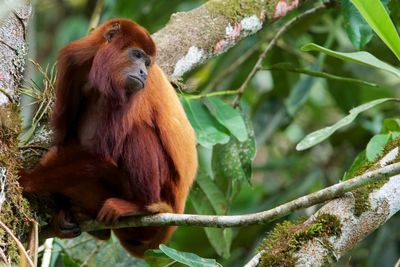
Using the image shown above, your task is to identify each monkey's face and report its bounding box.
[89,20,156,102]
[123,47,151,92]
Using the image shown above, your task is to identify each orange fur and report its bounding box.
[19,19,197,257]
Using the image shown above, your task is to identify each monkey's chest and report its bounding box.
[77,98,101,147]
[117,125,172,202]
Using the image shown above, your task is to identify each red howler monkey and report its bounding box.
[19,19,197,257]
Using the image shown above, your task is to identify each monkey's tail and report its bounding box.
[113,226,176,258]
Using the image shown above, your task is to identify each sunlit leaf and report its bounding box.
[296,98,398,150]
[351,0,400,60]
[182,98,230,148]
[366,134,391,161]
[267,63,378,87]
[159,245,220,267]
[382,118,400,133]
[204,96,248,142]
[145,249,174,267]
[302,43,400,78]
[343,150,368,180]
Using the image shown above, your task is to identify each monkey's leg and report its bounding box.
[97,198,174,225]
[96,198,145,224]
[19,154,116,194]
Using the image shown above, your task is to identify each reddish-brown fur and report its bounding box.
[19,19,197,257]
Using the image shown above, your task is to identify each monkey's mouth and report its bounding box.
[126,75,145,92]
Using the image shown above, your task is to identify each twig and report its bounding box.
[80,243,101,267]
[0,247,9,266]
[27,221,38,267]
[181,90,239,100]
[38,161,400,239]
[395,257,400,267]
[0,220,34,267]
[243,251,264,267]
[40,238,53,267]
[0,88,15,104]
[232,4,328,107]
[205,43,262,93]
[87,0,104,32]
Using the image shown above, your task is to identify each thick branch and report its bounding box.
[39,161,400,240]
[291,148,400,266]
[152,0,306,79]
[250,147,400,266]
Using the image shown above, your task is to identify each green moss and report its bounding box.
[207,0,266,21]
[346,137,400,217]
[257,214,341,267]
[0,103,34,263]
[352,176,389,216]
[257,220,299,267]
[322,255,333,267]
[265,0,281,18]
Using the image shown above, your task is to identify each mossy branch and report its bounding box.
[251,146,400,266]
[39,161,400,240]
[152,0,312,79]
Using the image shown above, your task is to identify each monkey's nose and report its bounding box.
[139,69,147,80]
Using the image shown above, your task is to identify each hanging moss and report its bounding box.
[257,214,341,267]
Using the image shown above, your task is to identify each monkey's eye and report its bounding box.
[133,50,142,59]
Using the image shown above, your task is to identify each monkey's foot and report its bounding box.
[52,210,81,238]
[97,198,144,225]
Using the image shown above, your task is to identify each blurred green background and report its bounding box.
[25,0,400,266]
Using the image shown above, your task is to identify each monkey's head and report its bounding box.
[89,19,156,103]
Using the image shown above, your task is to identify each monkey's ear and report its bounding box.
[104,22,121,43]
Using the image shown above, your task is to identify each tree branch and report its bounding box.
[0,220,34,267]
[39,161,400,240]
[232,4,327,106]
[152,0,308,79]
[252,147,400,266]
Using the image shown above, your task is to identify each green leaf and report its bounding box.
[343,150,368,180]
[366,134,391,161]
[341,0,374,49]
[388,0,400,25]
[96,235,148,267]
[182,98,230,148]
[189,184,232,258]
[301,43,400,78]
[145,249,175,267]
[286,61,320,116]
[212,118,256,186]
[381,118,400,133]
[159,245,220,267]
[351,0,400,61]
[266,63,378,87]
[296,98,398,150]
[61,253,80,267]
[204,97,248,142]
[196,170,228,214]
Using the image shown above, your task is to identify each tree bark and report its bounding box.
[0,2,32,264]
[5,0,400,266]
[152,0,303,79]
